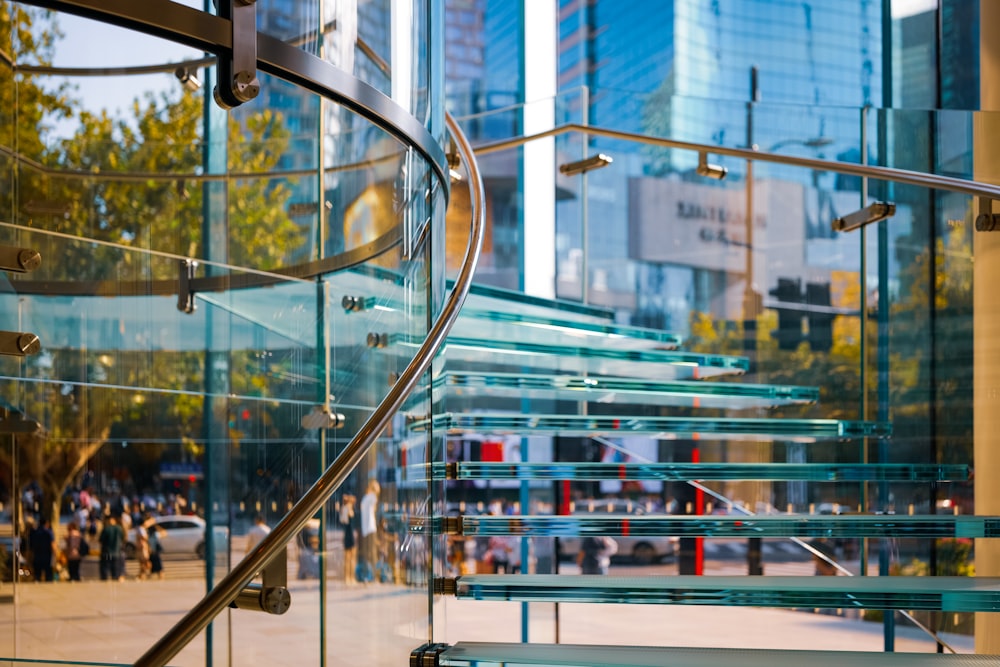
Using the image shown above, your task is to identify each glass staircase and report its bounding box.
[371,287,992,665]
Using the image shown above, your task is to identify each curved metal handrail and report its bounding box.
[133,110,484,667]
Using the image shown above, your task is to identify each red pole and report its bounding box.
[693,446,704,575]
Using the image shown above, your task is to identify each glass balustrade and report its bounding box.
[0,2,444,665]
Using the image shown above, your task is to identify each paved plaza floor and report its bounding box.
[0,572,976,666]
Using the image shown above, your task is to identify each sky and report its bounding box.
[43,1,204,141]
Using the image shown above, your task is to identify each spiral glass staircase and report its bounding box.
[0,2,997,666]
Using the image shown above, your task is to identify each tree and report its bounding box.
[0,4,303,528]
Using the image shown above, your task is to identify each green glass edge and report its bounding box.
[454,575,1000,611]
[409,413,892,439]
[424,461,969,482]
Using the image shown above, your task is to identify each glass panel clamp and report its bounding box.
[230,547,290,615]
[177,259,198,314]
[976,197,1000,231]
[832,201,895,233]
[0,245,40,273]
[214,0,261,109]
[410,642,450,667]
[0,408,41,434]
[300,406,346,429]
[342,295,374,312]
[695,153,727,180]
[0,331,40,358]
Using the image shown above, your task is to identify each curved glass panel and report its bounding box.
[0,2,443,665]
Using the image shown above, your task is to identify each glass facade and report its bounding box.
[0,0,992,665]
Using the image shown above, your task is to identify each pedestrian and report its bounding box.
[577,535,617,575]
[358,480,380,582]
[29,518,56,582]
[98,514,126,581]
[134,517,152,580]
[147,519,165,579]
[340,494,357,585]
[245,514,271,555]
[63,521,85,582]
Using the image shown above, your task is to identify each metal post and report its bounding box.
[745,66,763,577]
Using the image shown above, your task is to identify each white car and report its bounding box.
[125,515,228,560]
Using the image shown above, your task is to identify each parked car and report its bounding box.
[125,515,228,560]
[558,500,678,565]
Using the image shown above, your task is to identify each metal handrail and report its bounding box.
[133,110,485,667]
[471,122,1000,202]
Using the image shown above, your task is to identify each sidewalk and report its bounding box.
[0,575,976,666]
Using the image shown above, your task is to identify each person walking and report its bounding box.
[29,518,56,582]
[98,514,126,581]
[147,519,165,579]
[358,480,380,582]
[577,535,617,575]
[339,494,357,584]
[63,522,85,582]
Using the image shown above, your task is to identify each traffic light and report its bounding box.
[769,278,804,350]
[805,282,834,351]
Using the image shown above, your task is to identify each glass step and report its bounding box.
[409,412,891,440]
[434,461,969,482]
[437,642,998,667]
[451,310,684,351]
[348,278,618,321]
[389,336,748,380]
[461,281,617,322]
[435,372,817,409]
[450,574,1000,611]
[454,514,1000,539]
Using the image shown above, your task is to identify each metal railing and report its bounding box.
[133,110,486,667]
[471,122,1000,205]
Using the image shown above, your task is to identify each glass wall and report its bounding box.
[444,89,981,649]
[0,1,445,664]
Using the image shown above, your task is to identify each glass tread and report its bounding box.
[453,514,1000,539]
[438,642,998,667]
[409,412,891,440]
[434,461,969,482]
[461,281,617,321]
[435,372,817,409]
[452,574,1000,611]
[451,310,685,350]
[390,336,748,380]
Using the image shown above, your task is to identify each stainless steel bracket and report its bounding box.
[976,197,1000,231]
[367,332,391,348]
[0,408,41,434]
[177,259,197,314]
[214,0,260,110]
[230,546,290,614]
[300,406,346,429]
[432,577,458,595]
[0,331,40,357]
[341,295,374,312]
[831,201,896,233]
[409,643,449,667]
[0,245,41,273]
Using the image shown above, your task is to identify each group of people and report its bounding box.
[19,511,165,583]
